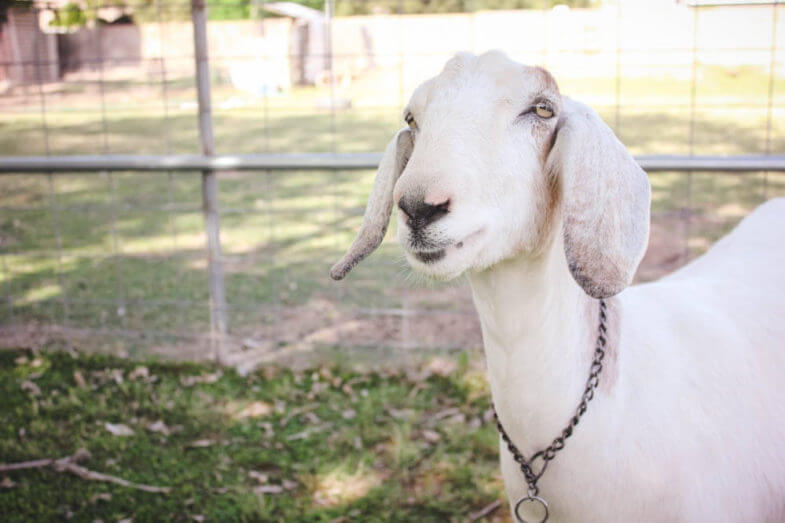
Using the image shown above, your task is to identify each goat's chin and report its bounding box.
[398,223,488,279]
[404,254,466,281]
[402,238,482,280]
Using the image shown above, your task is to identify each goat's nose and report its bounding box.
[398,196,450,228]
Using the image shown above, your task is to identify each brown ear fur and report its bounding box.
[547,98,651,298]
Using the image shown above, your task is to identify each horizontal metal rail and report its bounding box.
[1,154,785,173]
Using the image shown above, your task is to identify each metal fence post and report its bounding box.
[191,0,229,363]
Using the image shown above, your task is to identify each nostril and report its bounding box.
[433,199,450,214]
[399,197,449,229]
[424,200,449,224]
[398,197,416,221]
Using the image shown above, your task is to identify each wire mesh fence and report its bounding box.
[1,0,784,367]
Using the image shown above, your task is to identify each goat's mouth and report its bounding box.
[405,228,484,268]
[413,249,446,264]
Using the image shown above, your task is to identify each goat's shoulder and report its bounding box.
[662,197,785,287]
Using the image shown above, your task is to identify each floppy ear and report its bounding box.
[330,128,414,280]
[547,98,651,299]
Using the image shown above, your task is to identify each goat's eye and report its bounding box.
[405,113,417,130]
[534,102,554,119]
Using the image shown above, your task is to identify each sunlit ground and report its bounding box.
[1,64,785,358]
[0,349,509,521]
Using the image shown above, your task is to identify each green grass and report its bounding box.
[0,348,508,521]
[2,64,785,356]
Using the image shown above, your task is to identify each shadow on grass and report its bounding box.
[0,349,508,522]
[1,109,784,356]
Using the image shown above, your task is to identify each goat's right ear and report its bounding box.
[330,128,413,280]
[546,98,651,298]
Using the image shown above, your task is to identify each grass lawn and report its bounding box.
[0,348,508,522]
[2,64,785,357]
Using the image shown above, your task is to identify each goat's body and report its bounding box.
[332,50,785,522]
[490,198,785,522]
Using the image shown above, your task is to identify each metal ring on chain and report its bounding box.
[514,495,549,523]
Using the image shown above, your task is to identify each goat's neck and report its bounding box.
[467,234,596,455]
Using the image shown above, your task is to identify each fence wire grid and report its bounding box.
[1,0,784,368]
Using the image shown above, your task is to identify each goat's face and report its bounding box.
[392,51,561,279]
[331,51,651,299]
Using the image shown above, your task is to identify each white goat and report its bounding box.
[331,51,785,522]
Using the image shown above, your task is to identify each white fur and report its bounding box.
[333,50,785,522]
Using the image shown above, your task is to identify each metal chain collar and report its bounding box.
[492,298,608,523]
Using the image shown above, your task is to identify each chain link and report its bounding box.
[492,298,608,496]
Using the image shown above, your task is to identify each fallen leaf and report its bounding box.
[421,429,441,443]
[20,380,41,396]
[110,369,124,385]
[446,413,467,425]
[181,371,222,387]
[282,479,298,490]
[342,409,356,420]
[280,405,317,426]
[237,401,273,420]
[73,370,87,388]
[192,516,205,522]
[286,424,332,441]
[249,470,269,484]
[303,412,321,424]
[254,484,284,494]
[258,421,274,438]
[89,492,112,503]
[430,407,461,422]
[104,423,134,437]
[483,408,495,423]
[425,357,457,377]
[187,439,214,448]
[468,499,502,521]
[0,476,16,489]
[128,366,149,381]
[147,420,170,435]
[408,383,425,399]
[388,408,415,421]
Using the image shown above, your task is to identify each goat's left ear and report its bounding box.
[546,98,651,299]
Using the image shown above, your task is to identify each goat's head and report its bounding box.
[331,51,651,299]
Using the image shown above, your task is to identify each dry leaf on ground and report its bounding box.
[73,370,87,388]
[186,439,214,448]
[254,484,284,494]
[104,423,134,437]
[421,429,442,443]
[181,371,222,387]
[0,476,16,489]
[20,380,41,396]
[237,401,273,419]
[425,357,458,377]
[146,420,170,435]
[249,470,269,484]
[128,366,149,381]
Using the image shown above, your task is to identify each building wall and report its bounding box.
[0,8,58,86]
